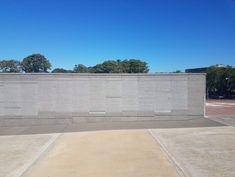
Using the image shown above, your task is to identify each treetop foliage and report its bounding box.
[206,65,235,98]
[73,59,149,73]
[0,60,22,73]
[73,64,89,73]
[0,55,149,74]
[52,68,70,73]
[21,54,51,73]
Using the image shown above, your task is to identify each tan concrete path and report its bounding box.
[150,127,235,177]
[22,130,180,177]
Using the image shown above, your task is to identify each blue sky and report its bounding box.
[0,0,235,72]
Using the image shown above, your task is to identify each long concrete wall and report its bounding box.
[0,73,205,127]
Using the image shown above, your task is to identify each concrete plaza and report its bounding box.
[0,100,235,177]
[1,124,235,177]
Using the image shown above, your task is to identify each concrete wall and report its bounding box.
[0,73,205,127]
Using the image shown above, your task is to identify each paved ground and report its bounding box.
[1,126,235,177]
[0,99,234,177]
[206,99,235,116]
[206,99,235,126]
[0,118,224,136]
[0,133,59,177]
[150,127,235,177]
[3,130,179,177]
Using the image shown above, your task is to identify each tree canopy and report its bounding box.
[21,54,51,73]
[0,60,22,73]
[73,64,89,73]
[52,68,70,73]
[73,59,149,73]
[206,65,235,98]
[0,55,149,74]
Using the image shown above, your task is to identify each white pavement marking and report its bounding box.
[206,102,235,107]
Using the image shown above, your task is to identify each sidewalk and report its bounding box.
[1,130,180,177]
[1,127,235,177]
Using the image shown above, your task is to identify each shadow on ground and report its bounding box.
[0,117,225,136]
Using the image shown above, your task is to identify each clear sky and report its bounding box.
[0,0,235,72]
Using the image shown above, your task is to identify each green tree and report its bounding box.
[91,59,149,73]
[98,60,120,73]
[21,54,51,73]
[206,65,235,97]
[128,59,149,73]
[92,64,105,73]
[174,70,182,73]
[51,68,69,73]
[0,60,22,73]
[73,59,149,73]
[206,66,217,94]
[224,66,235,96]
[87,66,95,73]
[119,59,130,73]
[73,64,89,73]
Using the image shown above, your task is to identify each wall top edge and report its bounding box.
[0,73,206,76]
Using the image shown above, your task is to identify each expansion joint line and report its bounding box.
[11,133,62,177]
[148,129,187,177]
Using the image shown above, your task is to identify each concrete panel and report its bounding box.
[71,79,90,115]
[0,133,58,177]
[155,80,171,113]
[89,77,106,115]
[38,81,56,116]
[150,127,235,177]
[21,130,180,177]
[0,73,205,126]
[55,80,73,113]
[138,78,156,116]
[171,77,188,110]
[122,77,139,115]
[188,75,206,116]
